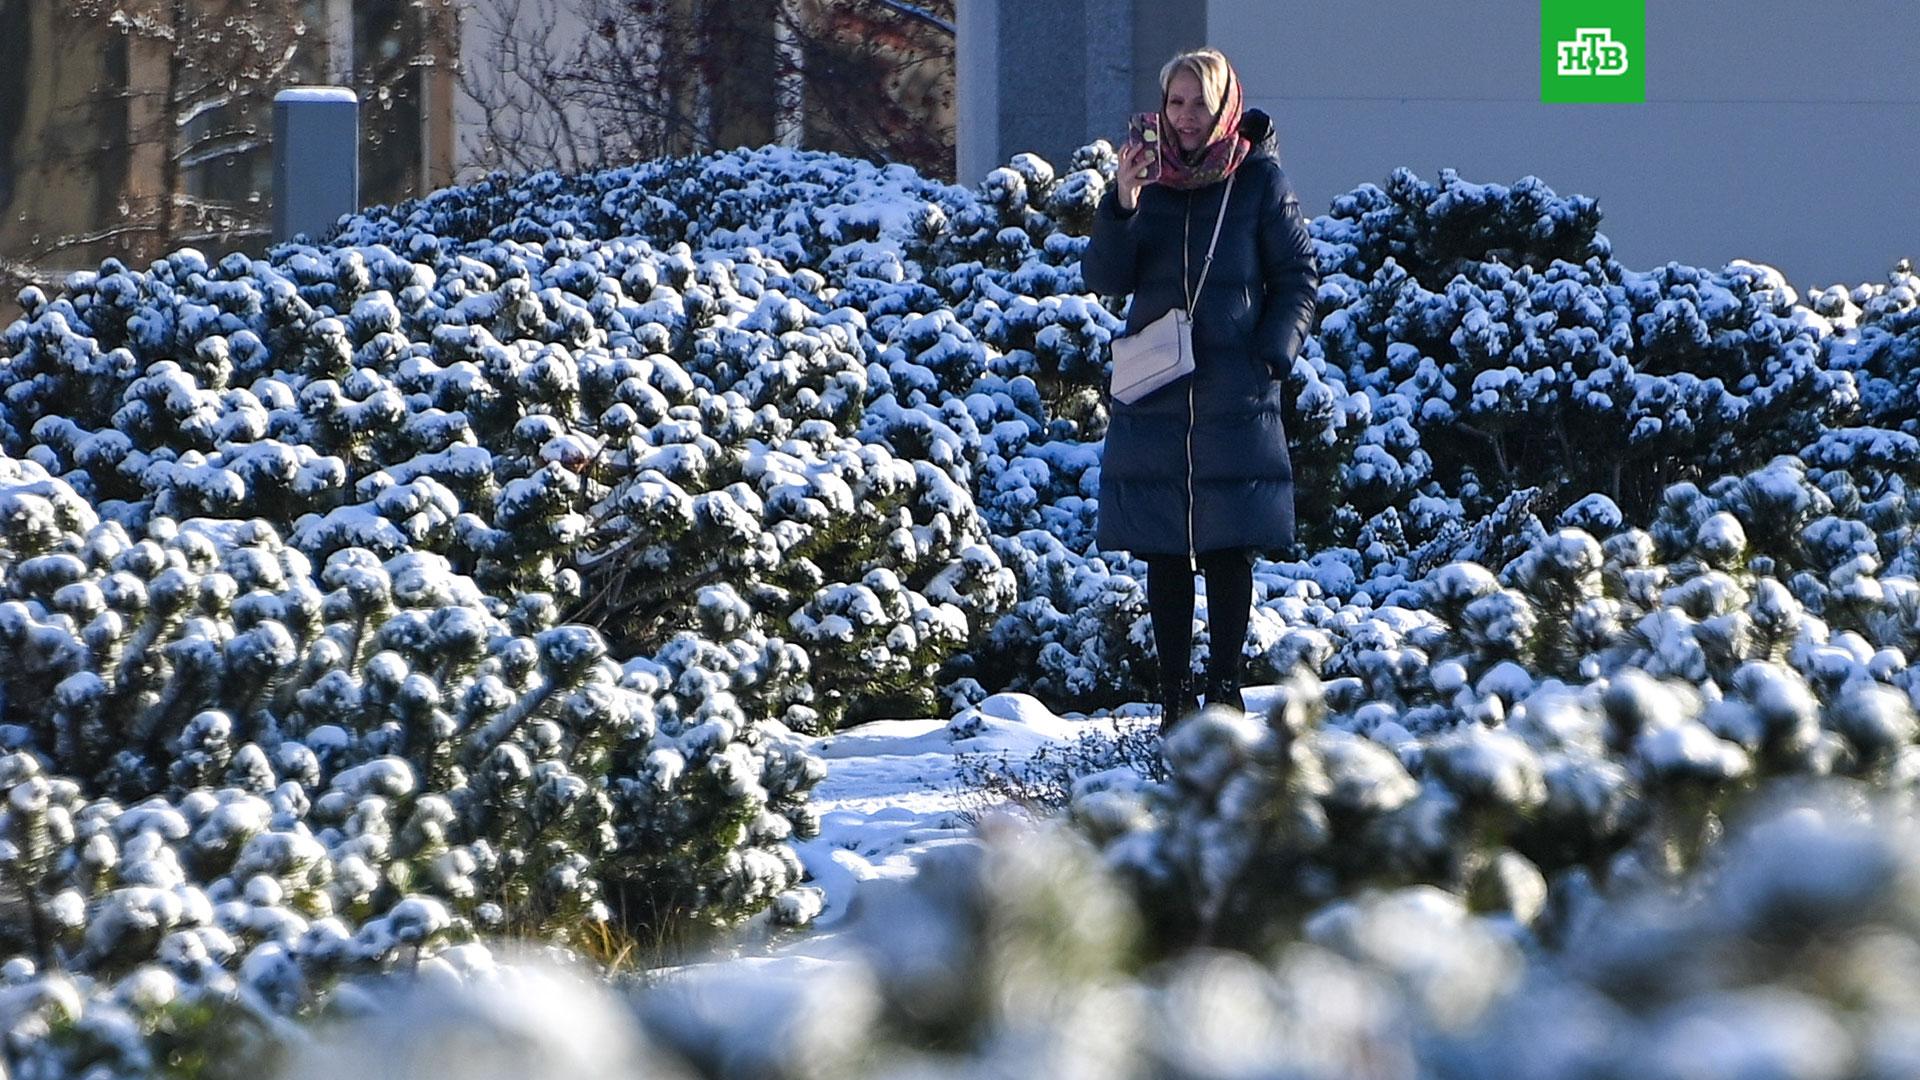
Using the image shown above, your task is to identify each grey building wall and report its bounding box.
[957,0,1207,184]
[1130,0,1205,114]
[961,0,1917,292]
[1211,0,1918,292]
[955,0,1001,185]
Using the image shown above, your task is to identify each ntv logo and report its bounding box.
[1541,3,1641,101]
[1556,27,1629,76]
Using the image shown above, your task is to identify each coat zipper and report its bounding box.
[1184,191,1198,573]
[1185,367,1197,573]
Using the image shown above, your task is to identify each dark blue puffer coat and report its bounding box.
[1082,108,1319,559]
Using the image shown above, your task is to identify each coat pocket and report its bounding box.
[1218,284,1254,338]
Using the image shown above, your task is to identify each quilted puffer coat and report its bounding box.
[1082,108,1319,558]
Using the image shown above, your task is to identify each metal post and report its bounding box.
[273,87,360,244]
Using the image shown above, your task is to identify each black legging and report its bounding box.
[1143,547,1254,685]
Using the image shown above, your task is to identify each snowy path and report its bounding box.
[647,686,1295,991]
[794,716,981,933]
[759,686,1285,958]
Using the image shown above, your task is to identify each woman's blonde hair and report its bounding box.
[1158,48,1233,116]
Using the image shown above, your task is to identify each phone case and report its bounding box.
[1125,112,1163,182]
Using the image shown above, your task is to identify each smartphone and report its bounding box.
[1125,112,1163,183]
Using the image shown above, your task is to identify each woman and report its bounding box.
[1081,47,1320,732]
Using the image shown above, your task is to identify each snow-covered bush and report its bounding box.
[1071,607,1918,949]
[1299,169,1861,545]
[1038,438,1919,949]
[1,231,1014,729]
[78,788,1920,1080]
[6,125,1920,1073]
[16,137,1901,718]
[951,710,1166,822]
[0,454,823,1072]
[1819,257,1920,437]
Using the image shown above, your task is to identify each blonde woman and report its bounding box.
[1082,47,1320,732]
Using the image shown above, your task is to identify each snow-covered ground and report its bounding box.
[799,695,1083,929]
[753,687,1276,958]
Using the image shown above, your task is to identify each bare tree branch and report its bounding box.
[458,0,955,180]
[23,1,424,272]
[29,223,168,261]
[864,0,954,35]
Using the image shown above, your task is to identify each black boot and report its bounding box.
[1203,665,1245,713]
[1159,672,1200,735]
[1196,548,1253,715]
[1203,676,1244,713]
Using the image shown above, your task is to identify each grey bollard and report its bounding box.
[273,87,360,244]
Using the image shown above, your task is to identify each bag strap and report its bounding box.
[1183,170,1236,312]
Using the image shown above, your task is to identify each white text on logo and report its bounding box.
[1556,27,1629,76]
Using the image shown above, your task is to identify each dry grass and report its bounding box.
[949,712,1167,826]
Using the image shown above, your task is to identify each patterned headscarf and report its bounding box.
[1156,59,1252,190]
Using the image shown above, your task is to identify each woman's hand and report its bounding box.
[1116,140,1157,212]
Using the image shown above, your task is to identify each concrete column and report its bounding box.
[122,0,172,258]
[1084,0,1135,148]
[273,88,360,244]
[957,0,1205,185]
[996,0,1089,174]
[324,0,354,86]
[956,0,1000,184]
[420,1,459,192]
[773,0,805,147]
[1131,0,1207,114]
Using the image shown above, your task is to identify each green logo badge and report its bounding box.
[1541,0,1645,103]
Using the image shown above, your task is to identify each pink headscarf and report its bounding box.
[1156,59,1252,190]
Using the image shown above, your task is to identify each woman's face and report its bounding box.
[1163,70,1214,153]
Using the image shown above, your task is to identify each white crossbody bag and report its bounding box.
[1108,171,1236,405]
